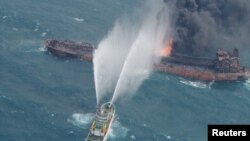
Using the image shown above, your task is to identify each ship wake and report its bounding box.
[244,79,250,91]
[179,79,214,89]
[67,113,95,129]
[68,113,129,140]
[108,120,129,140]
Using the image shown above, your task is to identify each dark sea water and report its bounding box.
[1,0,250,141]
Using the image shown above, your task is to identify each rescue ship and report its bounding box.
[44,39,250,81]
[86,102,115,141]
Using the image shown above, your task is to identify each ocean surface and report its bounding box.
[1,0,250,141]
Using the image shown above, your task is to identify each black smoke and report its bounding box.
[165,0,250,56]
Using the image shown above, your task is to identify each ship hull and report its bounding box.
[44,39,94,61]
[102,114,114,141]
[154,63,250,81]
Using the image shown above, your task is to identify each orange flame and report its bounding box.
[160,39,173,56]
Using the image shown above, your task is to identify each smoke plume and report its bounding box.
[167,0,250,56]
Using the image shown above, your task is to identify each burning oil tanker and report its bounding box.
[44,39,250,81]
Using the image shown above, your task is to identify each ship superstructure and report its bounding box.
[156,48,250,81]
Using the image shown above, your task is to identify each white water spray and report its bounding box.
[94,0,173,105]
[111,0,172,103]
[93,19,139,105]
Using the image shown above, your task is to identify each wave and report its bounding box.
[180,79,214,89]
[41,32,47,37]
[67,113,95,129]
[109,118,129,140]
[0,95,12,101]
[12,27,19,31]
[244,79,250,91]
[34,21,40,31]
[14,40,47,53]
[24,48,46,53]
[2,16,7,20]
[38,46,47,52]
[73,17,85,22]
[24,46,47,53]
[162,134,172,140]
[16,40,40,47]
